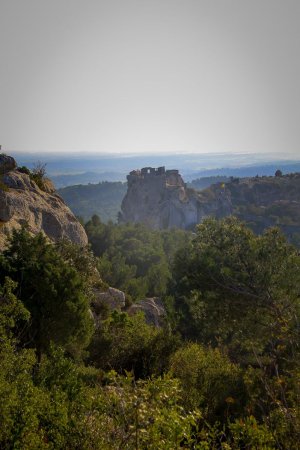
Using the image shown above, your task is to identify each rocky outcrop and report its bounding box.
[0,154,17,173]
[0,156,88,249]
[92,287,126,311]
[91,288,166,327]
[119,166,232,230]
[126,297,166,327]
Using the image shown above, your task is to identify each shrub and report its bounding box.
[169,343,243,420]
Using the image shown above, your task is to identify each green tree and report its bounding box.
[89,310,180,378]
[172,217,300,442]
[0,277,30,343]
[85,220,189,301]
[0,228,93,361]
[169,343,243,420]
[173,217,300,359]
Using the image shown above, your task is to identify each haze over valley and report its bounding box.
[11,150,300,187]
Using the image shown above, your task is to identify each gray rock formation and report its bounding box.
[0,156,88,249]
[0,154,17,173]
[119,166,232,229]
[93,286,126,311]
[126,297,166,327]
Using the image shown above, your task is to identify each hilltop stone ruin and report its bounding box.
[119,166,232,229]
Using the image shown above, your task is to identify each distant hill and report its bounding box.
[204,172,300,247]
[188,176,230,190]
[184,162,300,181]
[58,182,127,222]
[52,172,127,188]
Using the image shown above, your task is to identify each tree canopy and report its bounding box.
[0,228,93,360]
[0,218,299,448]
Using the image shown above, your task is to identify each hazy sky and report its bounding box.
[0,0,299,155]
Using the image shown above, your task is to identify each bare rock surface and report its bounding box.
[0,154,17,173]
[0,158,88,249]
[93,287,126,311]
[126,297,166,327]
[119,166,232,230]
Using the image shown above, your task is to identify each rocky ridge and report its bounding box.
[0,155,167,327]
[0,154,88,249]
[119,166,232,229]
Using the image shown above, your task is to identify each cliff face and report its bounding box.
[119,166,232,229]
[0,155,88,249]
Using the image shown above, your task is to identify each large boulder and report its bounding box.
[93,287,126,311]
[126,297,166,327]
[0,154,16,174]
[0,158,88,249]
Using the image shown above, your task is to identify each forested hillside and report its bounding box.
[187,175,230,190]
[58,181,127,222]
[0,218,299,448]
[223,172,300,246]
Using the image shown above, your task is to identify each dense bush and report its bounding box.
[170,343,244,420]
[89,310,180,378]
[171,217,300,445]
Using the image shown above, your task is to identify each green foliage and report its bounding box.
[55,239,107,290]
[188,175,229,190]
[0,215,299,447]
[172,217,300,445]
[86,217,191,301]
[228,416,276,449]
[0,343,45,449]
[17,163,47,190]
[0,333,201,449]
[89,310,180,378]
[17,165,31,175]
[58,181,127,222]
[91,372,201,450]
[226,173,300,244]
[170,343,243,420]
[0,340,92,449]
[173,217,300,356]
[0,227,93,360]
[0,277,30,342]
[30,172,45,190]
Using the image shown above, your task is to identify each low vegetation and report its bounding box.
[0,217,299,448]
[18,161,48,191]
